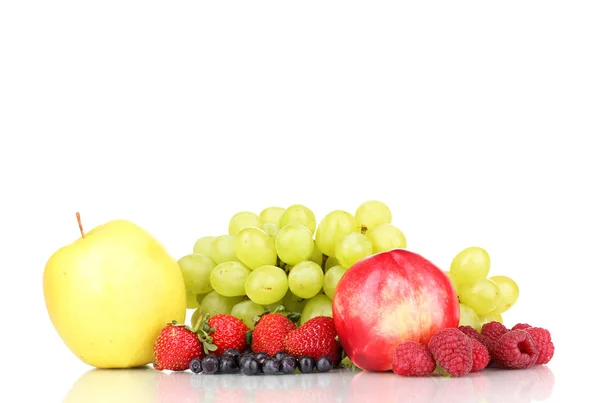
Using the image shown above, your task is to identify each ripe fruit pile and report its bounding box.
[445,247,520,331]
[180,201,407,328]
[391,321,554,377]
[150,199,554,377]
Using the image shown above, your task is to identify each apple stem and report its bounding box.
[76,212,85,238]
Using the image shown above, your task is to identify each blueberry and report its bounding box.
[262,357,281,374]
[201,354,219,374]
[219,355,238,374]
[274,351,287,361]
[281,355,297,374]
[223,348,241,365]
[189,357,202,374]
[240,352,254,361]
[239,354,253,368]
[240,356,260,376]
[298,356,316,373]
[254,352,269,365]
[224,348,240,356]
[316,356,333,372]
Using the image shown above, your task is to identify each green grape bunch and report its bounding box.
[182,202,408,325]
[447,246,520,329]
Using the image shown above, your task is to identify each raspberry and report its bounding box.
[459,325,487,346]
[491,330,539,369]
[391,341,436,377]
[524,327,554,364]
[428,328,473,377]
[512,323,532,331]
[469,338,490,372]
[481,321,508,349]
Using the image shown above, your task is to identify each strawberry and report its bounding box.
[283,316,341,364]
[197,313,250,356]
[153,321,204,371]
[251,310,299,356]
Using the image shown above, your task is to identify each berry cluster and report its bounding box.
[152,311,341,376]
[188,348,334,376]
[392,321,554,377]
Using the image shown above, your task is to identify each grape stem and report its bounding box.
[360,226,367,235]
[76,212,85,238]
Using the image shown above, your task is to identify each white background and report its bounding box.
[1,1,599,402]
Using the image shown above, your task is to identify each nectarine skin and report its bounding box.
[332,249,459,371]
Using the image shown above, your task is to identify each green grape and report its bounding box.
[443,270,460,291]
[210,235,239,264]
[259,206,285,226]
[262,223,279,238]
[288,261,324,299]
[335,232,373,268]
[325,256,339,271]
[275,224,314,265]
[231,300,266,329]
[191,308,202,328]
[323,265,348,299]
[198,291,244,316]
[186,292,201,309]
[210,261,252,297]
[279,204,317,233]
[479,312,503,325]
[234,227,277,269]
[282,288,308,313]
[458,303,481,331]
[449,246,491,284]
[193,236,215,256]
[195,292,208,305]
[458,278,500,315]
[228,211,262,235]
[315,210,359,257]
[245,265,289,305]
[489,275,520,314]
[177,253,216,294]
[301,294,333,325]
[355,200,392,232]
[309,241,323,266]
[367,224,407,253]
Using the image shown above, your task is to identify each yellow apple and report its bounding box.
[43,214,186,368]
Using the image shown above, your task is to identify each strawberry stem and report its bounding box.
[192,313,220,355]
[286,312,301,323]
[272,305,286,314]
[192,319,202,333]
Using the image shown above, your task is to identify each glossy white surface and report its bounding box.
[61,366,557,403]
[12,349,585,403]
